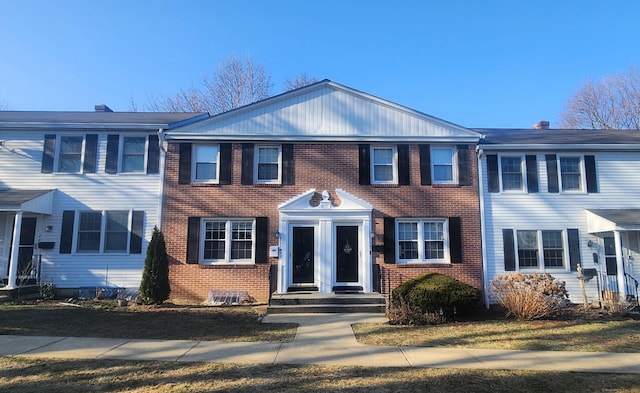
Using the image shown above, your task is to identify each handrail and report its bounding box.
[624,273,639,306]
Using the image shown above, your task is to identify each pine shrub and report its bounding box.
[138,226,171,305]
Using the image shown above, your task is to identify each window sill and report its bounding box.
[198,263,257,269]
[369,183,399,188]
[430,183,462,188]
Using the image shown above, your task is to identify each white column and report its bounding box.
[362,218,372,292]
[614,230,627,300]
[6,212,22,289]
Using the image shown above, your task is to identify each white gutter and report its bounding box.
[157,128,166,231]
[476,147,491,308]
[480,144,640,152]
[164,134,481,144]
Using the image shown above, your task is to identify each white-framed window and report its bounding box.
[516,229,566,269]
[255,145,281,184]
[192,144,220,183]
[500,155,524,191]
[57,135,85,173]
[431,146,456,184]
[201,219,255,263]
[121,136,147,173]
[76,210,130,253]
[397,218,448,263]
[559,156,583,191]
[371,146,397,184]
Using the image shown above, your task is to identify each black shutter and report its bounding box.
[186,217,200,264]
[255,217,268,263]
[567,228,581,272]
[241,143,254,185]
[60,210,75,254]
[525,155,538,193]
[584,155,598,193]
[282,144,294,185]
[398,144,410,185]
[383,217,396,264]
[449,217,462,263]
[358,144,371,185]
[129,211,144,254]
[83,134,98,173]
[419,144,431,185]
[178,143,192,185]
[546,154,559,193]
[457,145,471,186]
[147,134,160,174]
[105,135,119,174]
[487,154,499,192]
[41,134,56,173]
[503,229,516,271]
[219,143,232,185]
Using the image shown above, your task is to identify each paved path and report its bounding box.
[1,313,640,373]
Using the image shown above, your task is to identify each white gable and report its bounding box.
[166,80,480,142]
[279,189,373,214]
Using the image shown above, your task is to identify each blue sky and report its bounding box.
[1,0,639,128]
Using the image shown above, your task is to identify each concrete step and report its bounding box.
[268,292,387,314]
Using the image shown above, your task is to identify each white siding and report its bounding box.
[482,151,640,303]
[0,131,161,289]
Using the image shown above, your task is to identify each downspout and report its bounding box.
[476,147,490,308]
[157,128,166,231]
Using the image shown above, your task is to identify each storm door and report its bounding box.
[336,225,359,283]
[292,226,314,284]
[7,217,37,279]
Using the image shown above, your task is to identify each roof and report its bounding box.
[585,209,640,232]
[166,80,481,143]
[478,128,640,151]
[0,189,55,214]
[0,111,210,130]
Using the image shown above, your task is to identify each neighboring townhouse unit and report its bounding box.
[478,128,640,305]
[0,107,208,294]
[162,80,484,303]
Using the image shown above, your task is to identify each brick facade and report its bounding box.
[163,143,482,303]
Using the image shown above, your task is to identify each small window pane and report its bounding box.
[542,230,564,267]
[398,222,418,259]
[77,212,102,252]
[517,230,538,268]
[432,148,454,182]
[122,137,146,172]
[195,145,219,181]
[58,136,83,173]
[372,147,395,182]
[204,221,226,260]
[560,157,581,191]
[424,222,444,259]
[501,157,523,190]
[105,211,128,252]
[257,147,280,181]
[231,221,253,260]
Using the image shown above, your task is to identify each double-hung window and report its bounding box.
[255,146,281,184]
[431,147,455,184]
[58,136,84,173]
[516,229,565,269]
[121,136,147,173]
[559,156,582,191]
[500,156,524,191]
[202,219,254,263]
[193,144,219,183]
[371,146,397,184]
[77,211,130,253]
[397,219,448,263]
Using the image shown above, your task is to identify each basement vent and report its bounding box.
[207,290,253,305]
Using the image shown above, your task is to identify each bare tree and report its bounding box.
[145,54,273,114]
[559,66,640,129]
[283,73,319,92]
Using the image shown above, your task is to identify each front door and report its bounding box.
[292,226,314,284]
[336,225,359,283]
[17,217,37,279]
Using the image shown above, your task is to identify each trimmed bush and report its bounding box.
[389,273,480,325]
[490,272,569,320]
[138,226,171,305]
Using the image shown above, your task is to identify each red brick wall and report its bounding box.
[162,143,482,303]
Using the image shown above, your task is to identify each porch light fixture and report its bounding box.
[274,230,280,238]
[587,239,594,248]
[44,225,53,232]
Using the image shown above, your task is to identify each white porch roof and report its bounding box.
[0,189,55,214]
[585,209,640,232]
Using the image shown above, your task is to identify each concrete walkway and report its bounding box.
[1,313,640,373]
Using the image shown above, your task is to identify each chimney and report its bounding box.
[533,120,550,130]
[94,104,113,113]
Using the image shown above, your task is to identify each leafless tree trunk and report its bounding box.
[559,66,640,129]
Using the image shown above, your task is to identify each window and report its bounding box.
[121,136,146,173]
[559,156,582,191]
[76,211,130,253]
[58,136,84,173]
[193,144,219,183]
[500,156,523,191]
[516,229,566,269]
[397,219,448,262]
[255,146,281,184]
[202,219,254,263]
[371,146,397,184]
[431,147,455,184]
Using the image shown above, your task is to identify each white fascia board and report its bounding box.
[164,134,481,144]
[479,144,640,152]
[0,122,174,130]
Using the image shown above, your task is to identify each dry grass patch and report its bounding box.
[0,300,296,342]
[2,357,640,393]
[354,319,640,352]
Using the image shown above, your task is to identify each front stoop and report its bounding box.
[267,292,386,314]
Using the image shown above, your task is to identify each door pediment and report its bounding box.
[278,188,373,214]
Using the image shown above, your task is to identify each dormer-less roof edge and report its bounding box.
[164,134,481,143]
